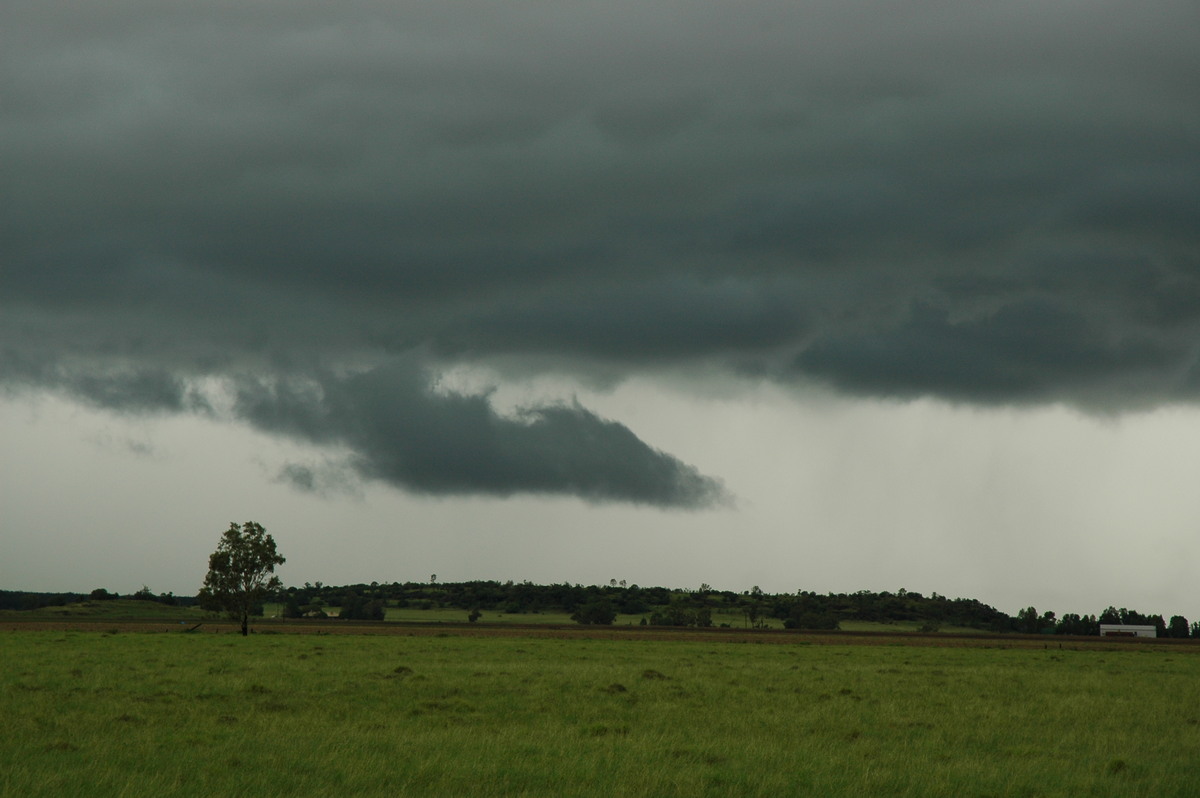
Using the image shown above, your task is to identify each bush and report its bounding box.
[571,600,617,625]
[648,602,711,627]
[783,610,840,630]
[339,592,386,621]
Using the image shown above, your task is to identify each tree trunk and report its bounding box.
[240,615,249,636]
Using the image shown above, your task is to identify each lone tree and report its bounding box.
[199,521,285,636]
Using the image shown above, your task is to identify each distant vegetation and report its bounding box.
[266,580,1011,631]
[5,579,1198,637]
[0,587,192,612]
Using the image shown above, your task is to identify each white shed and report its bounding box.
[1099,624,1157,638]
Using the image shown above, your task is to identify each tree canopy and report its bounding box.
[199,521,285,636]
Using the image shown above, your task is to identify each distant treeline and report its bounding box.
[1011,605,1198,638]
[6,581,1198,637]
[0,586,195,611]
[271,580,1198,635]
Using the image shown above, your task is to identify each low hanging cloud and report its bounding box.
[0,347,728,507]
[796,298,1191,407]
[3,1,1198,502]
[233,364,728,507]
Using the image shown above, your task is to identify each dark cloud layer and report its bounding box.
[3,1,1198,502]
[233,363,726,506]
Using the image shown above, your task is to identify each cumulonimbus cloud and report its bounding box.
[3,0,1198,501]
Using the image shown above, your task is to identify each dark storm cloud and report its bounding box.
[428,275,809,362]
[0,348,204,414]
[3,1,1199,497]
[797,299,1184,405]
[234,363,727,507]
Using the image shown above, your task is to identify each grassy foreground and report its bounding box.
[3,630,1199,797]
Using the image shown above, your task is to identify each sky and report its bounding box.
[3,1,1199,617]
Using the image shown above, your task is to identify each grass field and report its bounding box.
[4,627,1200,797]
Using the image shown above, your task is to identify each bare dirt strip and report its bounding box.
[2,617,1197,651]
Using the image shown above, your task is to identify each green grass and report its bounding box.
[836,619,996,634]
[385,607,579,624]
[3,630,1199,797]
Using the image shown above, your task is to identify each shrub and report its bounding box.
[571,600,617,625]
